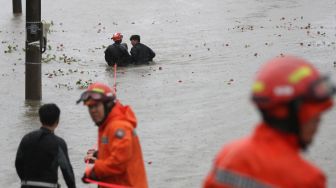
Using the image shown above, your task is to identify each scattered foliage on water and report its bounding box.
[76,79,93,89]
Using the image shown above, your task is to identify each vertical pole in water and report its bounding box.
[13,0,22,15]
[25,0,42,100]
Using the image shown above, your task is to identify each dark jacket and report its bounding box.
[104,43,131,67]
[130,43,155,65]
[15,127,76,188]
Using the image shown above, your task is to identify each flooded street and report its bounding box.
[1,0,336,187]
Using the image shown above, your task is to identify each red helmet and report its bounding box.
[251,56,334,124]
[111,32,123,41]
[77,82,115,105]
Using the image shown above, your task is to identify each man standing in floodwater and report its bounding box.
[104,32,131,67]
[77,82,148,188]
[15,103,76,188]
[130,35,155,65]
[204,56,335,188]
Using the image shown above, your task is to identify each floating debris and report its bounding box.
[76,79,93,89]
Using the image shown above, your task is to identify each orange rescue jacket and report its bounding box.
[93,101,148,188]
[204,123,325,188]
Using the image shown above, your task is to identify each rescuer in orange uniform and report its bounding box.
[204,56,335,188]
[77,82,148,188]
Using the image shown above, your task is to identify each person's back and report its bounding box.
[205,124,325,188]
[130,35,155,65]
[15,103,76,188]
[104,32,131,67]
[105,42,130,67]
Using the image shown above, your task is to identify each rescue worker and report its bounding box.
[104,32,131,67]
[129,35,155,65]
[203,56,335,188]
[77,82,148,188]
[15,103,76,188]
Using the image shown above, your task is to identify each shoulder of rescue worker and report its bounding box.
[295,158,326,180]
[104,121,133,140]
[107,44,116,49]
[22,129,42,140]
[214,138,251,163]
[108,120,134,132]
[130,46,137,51]
[111,102,137,123]
[288,162,326,187]
[55,135,67,147]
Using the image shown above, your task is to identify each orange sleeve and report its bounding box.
[94,121,133,178]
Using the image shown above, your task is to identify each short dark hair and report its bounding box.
[39,103,60,126]
[130,35,140,42]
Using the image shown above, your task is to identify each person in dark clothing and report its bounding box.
[104,32,131,67]
[15,103,76,188]
[129,35,155,65]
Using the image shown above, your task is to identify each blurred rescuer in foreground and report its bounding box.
[77,82,148,188]
[203,56,336,188]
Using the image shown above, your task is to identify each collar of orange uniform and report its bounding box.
[98,101,138,130]
[98,101,122,130]
[252,123,300,152]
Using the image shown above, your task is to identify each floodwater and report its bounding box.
[1,0,336,187]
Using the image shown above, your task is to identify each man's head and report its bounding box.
[130,35,140,46]
[251,55,335,149]
[112,32,123,43]
[39,103,60,127]
[77,82,116,126]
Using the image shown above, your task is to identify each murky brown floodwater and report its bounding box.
[1,0,336,187]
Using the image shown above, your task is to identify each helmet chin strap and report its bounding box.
[261,99,308,150]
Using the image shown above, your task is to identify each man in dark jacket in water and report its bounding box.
[104,32,131,67]
[15,103,76,188]
[129,35,155,65]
